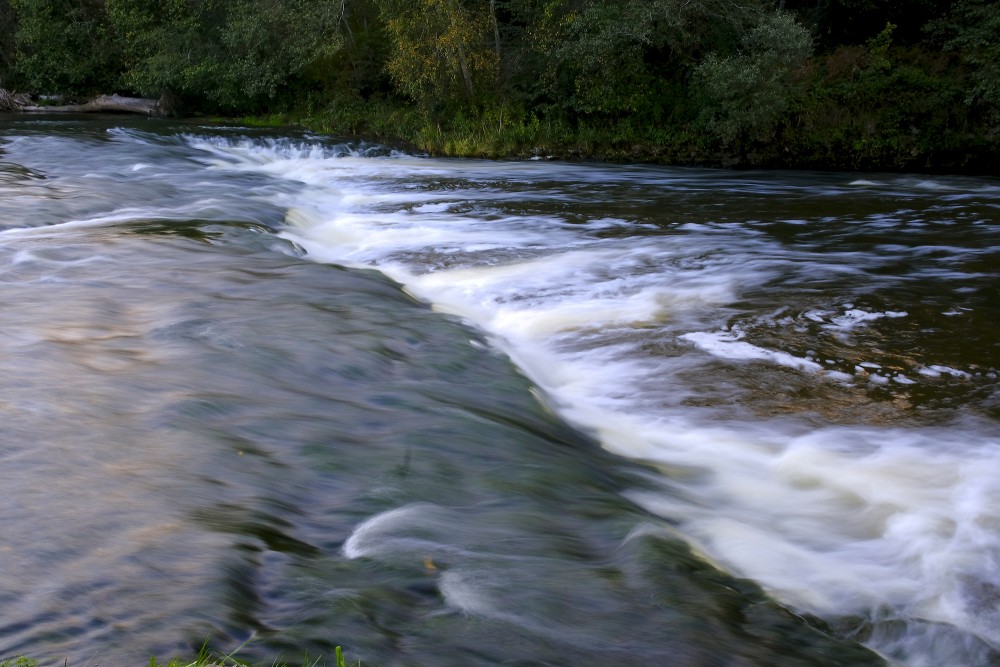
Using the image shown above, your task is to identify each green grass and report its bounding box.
[237,114,294,129]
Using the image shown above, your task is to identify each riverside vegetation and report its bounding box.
[1,0,998,172]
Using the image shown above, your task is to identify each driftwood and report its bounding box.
[19,93,164,116]
[0,87,29,112]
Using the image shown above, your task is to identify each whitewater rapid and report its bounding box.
[189,135,1000,666]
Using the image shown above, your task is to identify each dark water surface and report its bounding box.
[0,116,998,666]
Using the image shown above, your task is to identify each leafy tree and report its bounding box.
[377,0,499,111]
[0,0,15,82]
[694,10,812,146]
[10,0,119,94]
[106,0,222,103]
[530,0,766,118]
[220,0,344,103]
[315,0,391,98]
[532,0,656,115]
[106,0,343,112]
[930,0,1000,122]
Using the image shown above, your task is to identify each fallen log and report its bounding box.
[17,93,164,116]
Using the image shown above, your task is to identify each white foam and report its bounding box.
[681,330,823,373]
[917,365,972,379]
[829,308,907,330]
[625,422,1000,636]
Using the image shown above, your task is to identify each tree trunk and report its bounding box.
[490,0,501,60]
[18,94,164,116]
[455,42,475,101]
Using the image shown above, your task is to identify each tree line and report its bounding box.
[0,0,997,170]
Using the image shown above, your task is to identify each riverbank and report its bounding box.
[5,0,999,176]
[230,101,1000,176]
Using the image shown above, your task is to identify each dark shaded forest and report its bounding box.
[1,0,998,171]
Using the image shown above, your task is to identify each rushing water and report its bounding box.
[0,116,998,667]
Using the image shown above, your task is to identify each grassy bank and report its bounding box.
[275,90,999,174]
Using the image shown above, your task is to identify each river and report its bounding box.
[0,115,998,667]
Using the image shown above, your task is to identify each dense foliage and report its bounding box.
[1,0,998,170]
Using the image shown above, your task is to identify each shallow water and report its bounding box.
[1,115,998,666]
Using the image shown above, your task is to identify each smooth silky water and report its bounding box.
[0,116,997,667]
